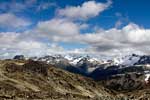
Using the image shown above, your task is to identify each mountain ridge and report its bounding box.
[0,58,150,99]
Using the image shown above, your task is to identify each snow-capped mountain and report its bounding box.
[13,54,150,69]
[64,55,83,65]
[36,55,102,65]
[25,54,114,77]
[111,54,150,66]
[12,54,150,84]
[114,54,140,66]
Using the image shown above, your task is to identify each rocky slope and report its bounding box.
[0,59,123,100]
[0,59,150,99]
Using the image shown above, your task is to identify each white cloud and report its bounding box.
[37,18,80,35]
[0,32,65,59]
[0,13,31,28]
[36,21,150,55]
[35,18,89,42]
[58,0,112,20]
[76,23,150,56]
[0,32,39,49]
[1,22,150,58]
[84,23,150,44]
[0,32,20,48]
[1,0,150,58]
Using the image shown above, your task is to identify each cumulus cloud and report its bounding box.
[0,32,65,59]
[1,22,150,58]
[1,0,150,58]
[78,23,150,56]
[0,32,43,50]
[37,18,80,35]
[35,18,89,42]
[57,0,112,20]
[34,21,150,56]
[0,13,31,29]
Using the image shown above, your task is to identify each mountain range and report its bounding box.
[0,54,149,99]
[21,54,150,82]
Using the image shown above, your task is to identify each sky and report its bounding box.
[0,0,150,58]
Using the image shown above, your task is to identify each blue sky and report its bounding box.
[0,0,150,58]
[0,0,149,29]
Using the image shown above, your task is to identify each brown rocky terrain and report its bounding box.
[0,59,150,100]
[0,60,116,100]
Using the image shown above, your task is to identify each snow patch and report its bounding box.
[145,73,150,83]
